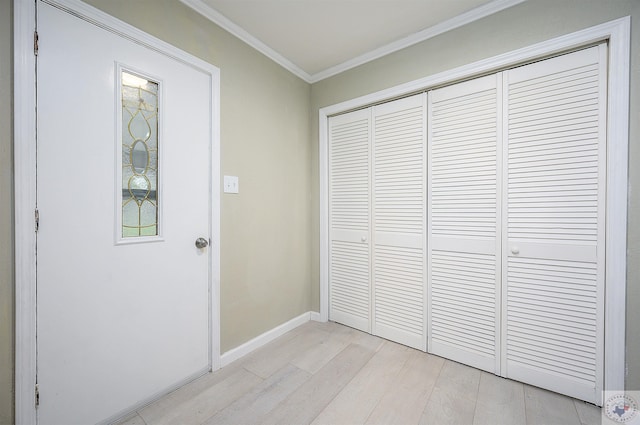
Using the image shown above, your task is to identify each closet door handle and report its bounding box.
[361,236,367,243]
[511,246,520,255]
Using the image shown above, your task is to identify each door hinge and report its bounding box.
[34,31,38,56]
[35,209,39,232]
[35,384,40,407]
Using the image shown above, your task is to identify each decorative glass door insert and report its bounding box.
[120,70,160,238]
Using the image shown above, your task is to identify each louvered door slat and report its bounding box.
[503,45,606,404]
[372,94,426,350]
[329,109,371,332]
[428,74,501,373]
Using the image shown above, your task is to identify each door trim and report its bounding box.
[14,0,221,422]
[320,16,629,400]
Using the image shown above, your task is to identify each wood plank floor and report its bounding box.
[118,321,602,425]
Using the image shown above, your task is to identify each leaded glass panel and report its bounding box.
[121,71,159,238]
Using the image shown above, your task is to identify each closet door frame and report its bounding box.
[319,17,629,397]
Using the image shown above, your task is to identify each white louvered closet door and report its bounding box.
[328,109,371,332]
[428,75,502,373]
[372,94,426,350]
[503,45,606,404]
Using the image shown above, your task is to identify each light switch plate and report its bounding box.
[223,175,239,194]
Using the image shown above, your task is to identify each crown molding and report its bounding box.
[180,0,313,82]
[309,0,527,82]
[181,0,527,84]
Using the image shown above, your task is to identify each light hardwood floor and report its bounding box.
[118,321,602,425]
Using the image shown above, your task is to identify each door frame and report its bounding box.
[320,16,630,399]
[14,0,221,422]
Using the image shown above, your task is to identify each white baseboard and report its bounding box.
[310,311,323,322]
[220,311,312,367]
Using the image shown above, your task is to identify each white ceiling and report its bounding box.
[180,0,526,83]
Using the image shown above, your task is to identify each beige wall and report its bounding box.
[310,0,640,391]
[0,0,13,421]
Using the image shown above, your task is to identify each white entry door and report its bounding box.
[36,2,214,424]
